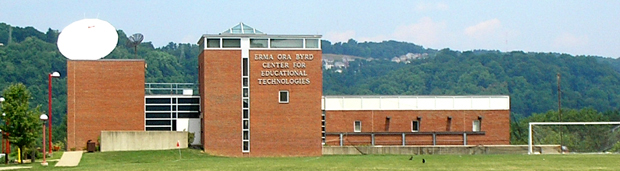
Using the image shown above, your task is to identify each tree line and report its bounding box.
[3,23,620,151]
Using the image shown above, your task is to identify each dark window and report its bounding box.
[243,131,249,140]
[178,113,200,118]
[412,121,419,132]
[146,113,171,118]
[243,109,249,119]
[178,98,199,104]
[172,120,177,131]
[243,141,249,151]
[243,88,249,97]
[146,98,170,104]
[243,99,249,108]
[243,120,249,129]
[242,58,249,76]
[243,78,249,87]
[178,105,200,111]
[146,120,171,126]
[146,106,171,111]
[279,90,289,103]
[146,127,171,131]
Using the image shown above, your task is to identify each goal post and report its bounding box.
[528,122,620,155]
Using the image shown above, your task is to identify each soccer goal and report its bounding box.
[528,122,620,154]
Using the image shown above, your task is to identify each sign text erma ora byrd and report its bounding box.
[254,54,314,85]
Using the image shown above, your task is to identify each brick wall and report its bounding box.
[67,60,145,150]
[200,50,322,157]
[200,50,242,156]
[249,50,322,157]
[324,110,510,146]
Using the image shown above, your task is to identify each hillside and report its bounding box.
[2,23,620,145]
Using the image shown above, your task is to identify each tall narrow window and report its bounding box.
[243,99,249,108]
[473,120,481,132]
[279,90,289,103]
[242,58,248,77]
[243,88,249,97]
[411,121,419,132]
[243,141,249,151]
[354,121,362,132]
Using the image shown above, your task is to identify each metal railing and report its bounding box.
[325,131,486,146]
[145,83,198,95]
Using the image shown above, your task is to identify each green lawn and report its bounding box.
[6,149,620,170]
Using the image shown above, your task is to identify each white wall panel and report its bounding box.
[362,98,381,110]
[453,97,472,109]
[380,98,399,110]
[323,96,509,111]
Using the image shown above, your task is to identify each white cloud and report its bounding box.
[464,19,501,39]
[324,30,356,43]
[391,17,446,46]
[415,2,449,12]
[552,33,589,49]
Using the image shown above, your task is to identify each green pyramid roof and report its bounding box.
[221,22,264,34]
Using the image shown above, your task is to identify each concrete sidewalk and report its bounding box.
[55,151,83,167]
[0,166,32,170]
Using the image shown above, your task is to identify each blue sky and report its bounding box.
[2,0,619,57]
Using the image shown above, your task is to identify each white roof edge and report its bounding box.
[322,95,510,111]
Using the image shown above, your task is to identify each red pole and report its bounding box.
[42,121,47,166]
[48,74,53,154]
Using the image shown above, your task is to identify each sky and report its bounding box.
[2,0,620,57]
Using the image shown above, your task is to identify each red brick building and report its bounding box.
[198,23,323,157]
[322,96,510,146]
[65,23,510,156]
[67,59,145,150]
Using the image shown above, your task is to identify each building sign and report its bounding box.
[255,54,314,85]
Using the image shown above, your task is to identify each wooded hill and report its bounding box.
[3,23,620,148]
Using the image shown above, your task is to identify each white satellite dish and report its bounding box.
[57,19,118,60]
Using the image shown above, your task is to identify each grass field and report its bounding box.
[5,149,620,170]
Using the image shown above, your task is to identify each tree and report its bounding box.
[0,83,42,163]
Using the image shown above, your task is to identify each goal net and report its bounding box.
[528,122,620,154]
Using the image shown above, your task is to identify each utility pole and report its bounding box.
[557,73,563,153]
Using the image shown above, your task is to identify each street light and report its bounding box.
[39,114,48,166]
[0,97,6,164]
[48,71,60,154]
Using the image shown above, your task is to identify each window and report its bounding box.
[242,58,248,77]
[243,78,248,87]
[305,39,319,48]
[243,88,249,97]
[270,39,303,48]
[279,90,289,103]
[243,109,249,119]
[243,141,249,152]
[243,130,249,140]
[206,38,220,48]
[250,39,268,48]
[222,38,241,48]
[243,99,249,108]
[354,121,362,132]
[243,120,249,129]
[412,121,419,132]
[473,120,481,132]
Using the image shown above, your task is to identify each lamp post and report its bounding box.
[40,114,48,166]
[48,71,60,154]
[0,97,6,164]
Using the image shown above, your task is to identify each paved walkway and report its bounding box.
[0,166,32,170]
[55,151,83,167]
